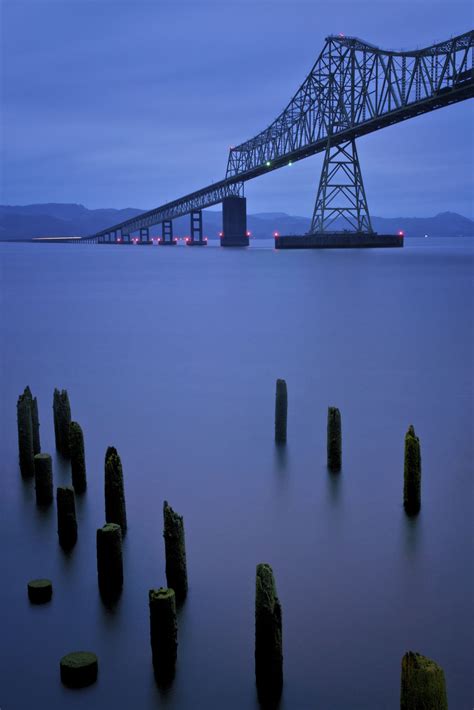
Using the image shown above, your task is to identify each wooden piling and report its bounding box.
[274,379,288,443]
[149,587,178,678]
[34,453,53,505]
[104,447,127,532]
[17,389,34,476]
[401,651,448,709]
[57,486,77,549]
[96,523,123,599]
[53,389,71,457]
[69,421,87,493]
[163,501,188,602]
[255,563,283,705]
[404,425,421,515]
[327,406,342,472]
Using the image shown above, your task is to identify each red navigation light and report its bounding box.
[398,230,404,236]
[274,231,280,238]
[219,231,223,238]
[204,237,208,242]
[185,237,190,243]
[246,230,251,237]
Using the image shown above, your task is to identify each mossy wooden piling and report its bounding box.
[34,453,53,505]
[400,651,448,709]
[163,501,188,602]
[255,563,283,705]
[104,447,127,532]
[149,587,178,678]
[274,379,288,443]
[27,578,53,604]
[57,486,77,549]
[404,425,421,515]
[53,389,71,457]
[69,421,87,493]
[327,406,342,472]
[24,386,41,455]
[17,388,35,476]
[96,523,123,599]
[60,652,98,687]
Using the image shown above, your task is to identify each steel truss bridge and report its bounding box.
[89,30,473,245]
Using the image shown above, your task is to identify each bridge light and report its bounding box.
[398,230,404,236]
[266,161,271,167]
[274,231,280,237]
[246,230,251,237]
[219,231,223,238]
[288,161,292,166]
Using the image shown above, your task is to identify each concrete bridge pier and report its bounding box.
[140,227,151,245]
[121,231,131,244]
[159,220,177,245]
[187,210,207,246]
[221,196,249,247]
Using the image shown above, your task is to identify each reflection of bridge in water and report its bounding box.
[86,31,473,249]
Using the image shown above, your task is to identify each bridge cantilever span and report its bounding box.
[89,30,473,246]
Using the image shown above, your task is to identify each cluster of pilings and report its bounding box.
[17,387,88,552]
[15,382,444,706]
[274,379,423,513]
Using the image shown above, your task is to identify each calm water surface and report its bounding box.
[0,239,473,709]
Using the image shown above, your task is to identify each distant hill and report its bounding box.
[1,203,473,240]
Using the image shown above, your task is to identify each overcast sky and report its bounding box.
[1,0,473,217]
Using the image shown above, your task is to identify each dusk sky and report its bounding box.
[1,0,473,218]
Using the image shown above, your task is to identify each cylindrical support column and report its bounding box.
[400,651,448,709]
[34,453,53,505]
[274,379,288,443]
[149,587,178,678]
[96,523,123,599]
[163,501,188,602]
[403,425,421,514]
[17,389,34,476]
[327,406,342,472]
[255,563,283,705]
[104,447,127,532]
[53,388,71,457]
[69,421,87,493]
[57,486,77,549]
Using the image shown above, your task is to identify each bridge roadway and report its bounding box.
[88,31,473,246]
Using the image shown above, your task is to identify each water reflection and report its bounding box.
[326,469,342,507]
[401,510,422,560]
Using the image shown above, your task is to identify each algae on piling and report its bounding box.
[404,425,421,515]
[401,651,448,709]
[69,421,87,493]
[163,501,188,602]
[255,562,283,705]
[104,446,127,532]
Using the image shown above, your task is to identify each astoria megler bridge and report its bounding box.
[82,30,473,249]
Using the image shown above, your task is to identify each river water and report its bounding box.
[0,238,472,709]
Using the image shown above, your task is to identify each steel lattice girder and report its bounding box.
[226,31,473,178]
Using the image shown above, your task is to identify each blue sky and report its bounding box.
[1,0,473,217]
